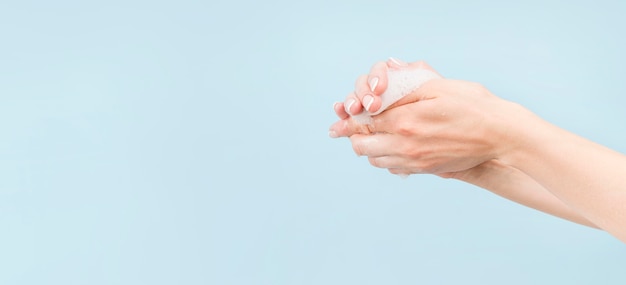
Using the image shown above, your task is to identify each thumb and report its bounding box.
[329,117,376,138]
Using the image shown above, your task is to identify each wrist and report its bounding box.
[493,100,555,171]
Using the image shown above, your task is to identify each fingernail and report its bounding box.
[363,95,374,112]
[333,102,341,111]
[345,99,356,115]
[389,57,408,66]
[369,77,379,92]
[329,130,338,138]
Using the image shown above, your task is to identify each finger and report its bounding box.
[388,168,408,175]
[362,61,388,113]
[387,168,413,178]
[387,58,443,78]
[343,91,363,116]
[368,61,388,95]
[350,133,400,157]
[329,118,375,138]
[367,155,414,169]
[333,101,349,120]
[368,156,388,168]
[367,104,417,135]
[329,119,348,138]
[387,57,409,70]
[352,74,373,115]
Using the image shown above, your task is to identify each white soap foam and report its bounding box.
[352,69,441,125]
[397,173,410,179]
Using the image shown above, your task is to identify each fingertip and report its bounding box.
[328,120,343,138]
[368,61,388,95]
[345,98,363,115]
[368,76,379,93]
[329,119,351,138]
[343,92,364,115]
[333,102,349,119]
[364,95,382,113]
[388,57,409,68]
[328,129,339,138]
[351,77,370,114]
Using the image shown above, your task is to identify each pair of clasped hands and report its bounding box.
[328,58,626,240]
[328,57,512,178]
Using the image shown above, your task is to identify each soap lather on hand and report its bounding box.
[352,69,442,125]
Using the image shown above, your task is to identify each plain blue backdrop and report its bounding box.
[1,0,625,284]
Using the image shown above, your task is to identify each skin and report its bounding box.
[329,59,626,241]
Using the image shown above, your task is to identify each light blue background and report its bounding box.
[1,0,625,284]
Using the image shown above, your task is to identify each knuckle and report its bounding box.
[405,147,423,160]
[354,124,371,135]
[371,62,388,77]
[401,142,425,159]
[355,74,369,91]
[351,142,364,156]
[415,160,437,174]
[394,121,415,136]
[368,157,382,168]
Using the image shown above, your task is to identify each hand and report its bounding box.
[330,78,520,176]
[329,59,626,237]
[333,58,442,120]
[330,60,610,232]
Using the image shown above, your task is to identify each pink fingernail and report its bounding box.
[369,77,379,92]
[363,95,374,112]
[345,99,356,115]
[329,130,338,138]
[333,102,342,111]
[389,57,408,66]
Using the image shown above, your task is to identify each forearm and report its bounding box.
[501,104,626,241]
[451,160,598,228]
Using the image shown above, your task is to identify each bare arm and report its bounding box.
[499,105,626,241]
[447,159,598,228]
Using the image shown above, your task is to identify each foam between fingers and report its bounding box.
[352,69,441,125]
